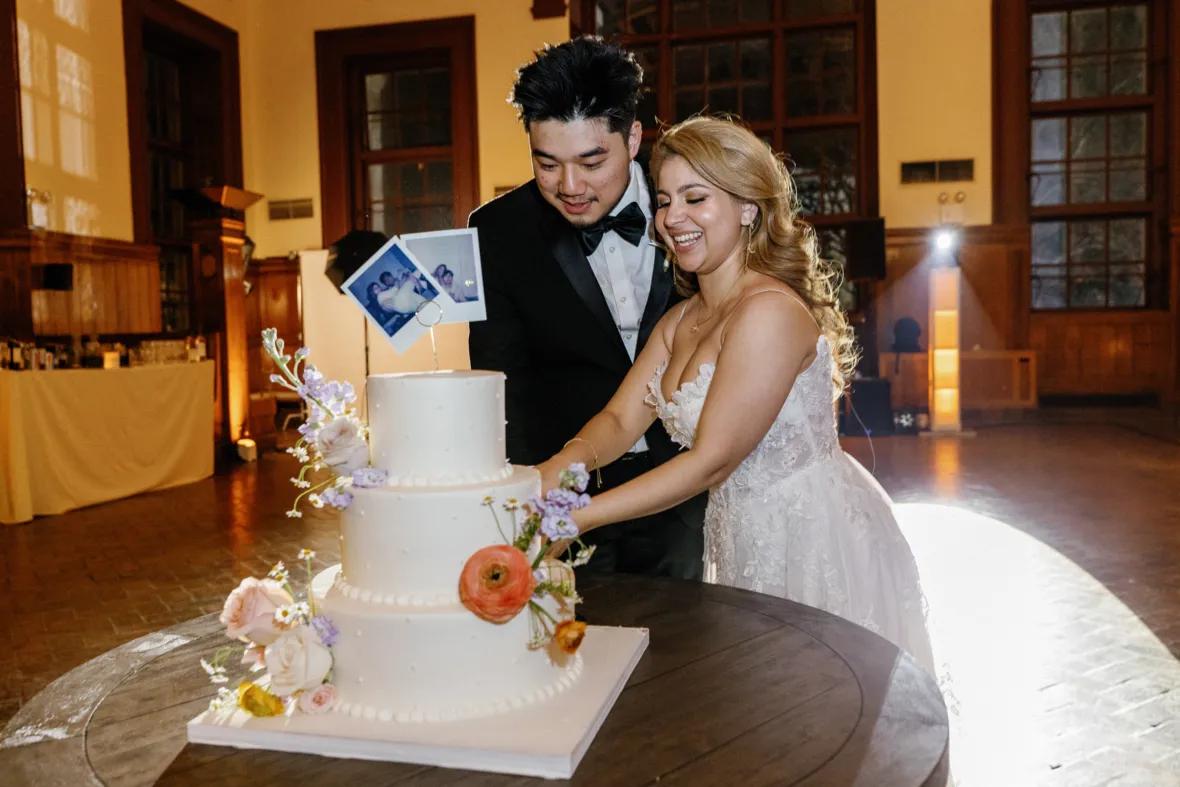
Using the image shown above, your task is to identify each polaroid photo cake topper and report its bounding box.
[400,228,487,325]
[340,237,457,354]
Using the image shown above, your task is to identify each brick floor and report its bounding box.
[2,419,1180,785]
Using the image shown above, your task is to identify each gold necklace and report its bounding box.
[690,274,744,333]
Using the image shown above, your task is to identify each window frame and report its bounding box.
[994,0,1173,312]
[315,17,479,247]
[572,0,880,227]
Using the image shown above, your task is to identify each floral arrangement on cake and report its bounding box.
[201,549,342,717]
[460,464,595,652]
[261,328,388,518]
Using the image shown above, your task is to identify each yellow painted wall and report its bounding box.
[876,0,993,229]
[17,0,134,240]
[218,0,566,260]
[15,0,563,254]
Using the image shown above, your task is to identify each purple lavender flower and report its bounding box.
[269,373,285,385]
[311,615,339,646]
[540,512,580,541]
[303,364,324,385]
[562,462,590,493]
[351,467,388,488]
[294,347,310,361]
[320,488,354,509]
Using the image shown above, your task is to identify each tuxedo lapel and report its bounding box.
[535,187,630,360]
[638,245,672,351]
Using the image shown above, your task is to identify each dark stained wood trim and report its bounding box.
[531,0,567,19]
[570,1,880,222]
[992,0,1031,227]
[315,17,480,248]
[0,228,160,261]
[122,0,243,244]
[0,0,24,232]
[861,0,880,219]
[1171,0,1180,398]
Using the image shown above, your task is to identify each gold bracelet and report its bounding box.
[563,437,603,489]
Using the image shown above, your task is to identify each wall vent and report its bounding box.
[901,159,974,184]
[268,198,315,220]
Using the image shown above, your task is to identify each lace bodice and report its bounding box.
[643,330,936,684]
[644,334,840,491]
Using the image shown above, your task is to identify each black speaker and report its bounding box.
[839,377,894,437]
[843,217,886,280]
[32,263,73,291]
[325,230,388,291]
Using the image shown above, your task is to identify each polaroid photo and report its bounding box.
[341,237,458,354]
[400,228,487,325]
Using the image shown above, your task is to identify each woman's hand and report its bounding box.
[545,538,573,561]
[535,459,564,496]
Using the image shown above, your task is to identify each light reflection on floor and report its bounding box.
[899,503,1180,787]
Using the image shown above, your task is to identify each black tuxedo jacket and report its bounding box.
[468,179,705,530]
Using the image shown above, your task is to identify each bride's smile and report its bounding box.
[654,155,752,278]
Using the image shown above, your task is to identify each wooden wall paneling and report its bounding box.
[875,226,1030,356]
[0,233,34,339]
[1030,311,1171,395]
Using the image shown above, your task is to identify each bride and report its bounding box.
[538,116,936,677]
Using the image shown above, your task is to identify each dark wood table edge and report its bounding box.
[0,575,950,787]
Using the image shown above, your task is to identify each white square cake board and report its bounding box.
[186,626,648,780]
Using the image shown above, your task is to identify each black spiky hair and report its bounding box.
[510,36,644,137]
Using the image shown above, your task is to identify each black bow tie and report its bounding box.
[577,201,647,256]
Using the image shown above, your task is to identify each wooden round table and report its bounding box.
[0,575,949,786]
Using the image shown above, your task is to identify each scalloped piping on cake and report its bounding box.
[382,463,513,488]
[333,573,460,607]
[334,653,583,724]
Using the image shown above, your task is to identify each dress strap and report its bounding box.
[735,288,820,330]
[674,300,691,329]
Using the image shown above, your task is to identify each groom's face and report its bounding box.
[529,118,641,228]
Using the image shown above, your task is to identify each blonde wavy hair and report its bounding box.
[650,116,858,400]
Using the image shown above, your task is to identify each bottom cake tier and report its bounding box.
[315,566,582,723]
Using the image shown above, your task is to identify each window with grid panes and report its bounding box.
[583,0,876,274]
[351,60,455,236]
[1027,2,1164,310]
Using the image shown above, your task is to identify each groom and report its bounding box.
[468,37,705,581]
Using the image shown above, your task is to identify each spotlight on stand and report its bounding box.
[934,227,958,254]
[325,230,388,292]
[925,224,967,436]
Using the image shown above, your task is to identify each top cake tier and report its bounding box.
[367,370,509,486]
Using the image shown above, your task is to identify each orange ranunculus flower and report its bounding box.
[458,545,537,624]
[553,619,587,654]
[236,681,285,717]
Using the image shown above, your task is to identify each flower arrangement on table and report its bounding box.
[201,549,342,717]
[459,464,596,653]
[261,328,388,517]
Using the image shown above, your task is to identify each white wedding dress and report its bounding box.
[645,303,937,678]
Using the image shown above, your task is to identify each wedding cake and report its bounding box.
[318,370,583,723]
[189,331,646,779]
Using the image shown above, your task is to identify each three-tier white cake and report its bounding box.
[188,368,648,779]
[318,370,582,723]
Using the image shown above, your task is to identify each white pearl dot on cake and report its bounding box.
[401,547,409,554]
[378,709,393,722]
[356,629,363,637]
[358,676,365,684]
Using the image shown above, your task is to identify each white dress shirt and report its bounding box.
[586,160,655,454]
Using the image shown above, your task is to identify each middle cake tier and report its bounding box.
[340,465,541,604]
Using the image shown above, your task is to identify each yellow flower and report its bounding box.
[237,682,285,717]
[553,619,588,654]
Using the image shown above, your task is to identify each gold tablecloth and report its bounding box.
[0,362,214,525]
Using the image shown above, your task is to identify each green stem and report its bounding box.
[290,477,336,511]
[305,557,316,617]
[489,506,509,546]
[529,599,559,626]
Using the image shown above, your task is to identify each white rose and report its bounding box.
[264,626,334,696]
[314,418,369,475]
